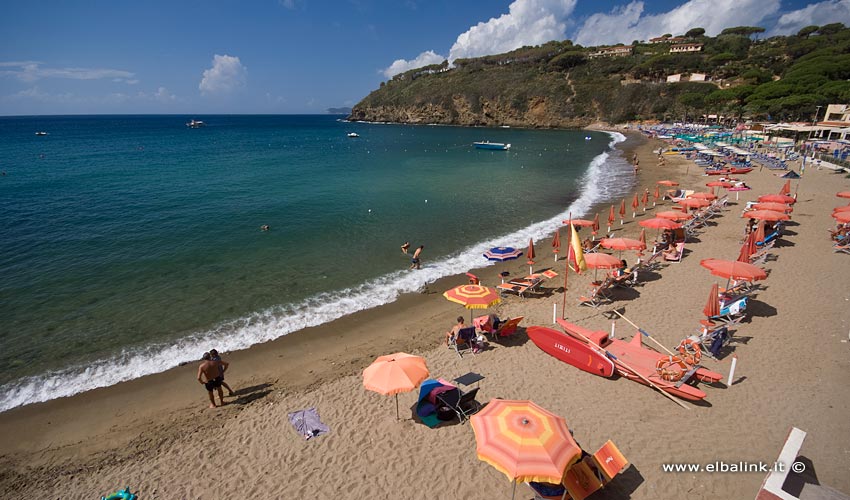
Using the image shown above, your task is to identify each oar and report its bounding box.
[565,322,689,410]
[611,309,677,357]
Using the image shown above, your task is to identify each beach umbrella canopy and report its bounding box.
[607,205,615,229]
[837,191,850,199]
[656,210,692,221]
[527,238,536,274]
[676,198,711,209]
[631,193,640,214]
[758,194,796,205]
[653,185,660,205]
[619,199,626,221]
[592,213,600,236]
[484,246,523,262]
[737,233,753,263]
[779,179,791,196]
[753,202,792,213]
[688,192,717,200]
[657,180,679,186]
[703,283,720,319]
[700,259,767,282]
[742,210,790,222]
[833,205,850,214]
[363,352,429,419]
[470,399,582,499]
[753,220,766,247]
[833,211,850,223]
[599,237,645,252]
[641,190,649,209]
[443,284,501,309]
[639,217,683,230]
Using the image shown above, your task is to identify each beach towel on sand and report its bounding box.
[288,408,330,440]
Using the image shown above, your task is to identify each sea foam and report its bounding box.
[0,132,632,412]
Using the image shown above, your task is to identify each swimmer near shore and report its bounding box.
[260,224,270,231]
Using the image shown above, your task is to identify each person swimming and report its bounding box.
[260,224,270,231]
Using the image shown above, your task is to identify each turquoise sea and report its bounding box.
[0,115,633,411]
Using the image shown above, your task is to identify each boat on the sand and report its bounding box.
[527,318,722,401]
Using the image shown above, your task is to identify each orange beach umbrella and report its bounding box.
[779,179,791,196]
[656,210,692,221]
[641,190,649,210]
[619,199,626,222]
[703,283,720,319]
[837,191,850,199]
[753,202,792,213]
[583,252,623,269]
[657,180,678,186]
[833,205,850,213]
[592,213,600,236]
[758,194,796,205]
[677,198,710,210]
[527,238,536,274]
[552,229,561,261]
[700,258,767,282]
[561,219,594,227]
[833,211,850,223]
[741,210,790,222]
[688,192,717,201]
[607,205,616,231]
[631,193,640,218]
[639,217,682,230]
[363,352,429,419]
[653,185,660,206]
[470,399,582,500]
[443,284,501,310]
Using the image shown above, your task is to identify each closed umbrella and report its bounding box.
[638,229,646,256]
[703,283,720,320]
[619,199,626,224]
[527,238,536,275]
[551,229,561,263]
[631,193,639,218]
[607,205,615,233]
[363,353,429,419]
[779,179,791,196]
[470,399,582,500]
[592,213,600,236]
[641,190,649,211]
[653,185,660,207]
[753,220,766,247]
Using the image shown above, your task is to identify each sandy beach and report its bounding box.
[2,131,849,499]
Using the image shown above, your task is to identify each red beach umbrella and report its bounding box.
[657,180,678,186]
[742,210,790,222]
[639,217,683,230]
[641,190,649,211]
[753,202,792,213]
[551,229,561,262]
[631,193,640,218]
[653,186,660,206]
[677,198,711,210]
[703,283,720,319]
[779,179,791,196]
[688,192,717,201]
[700,259,767,281]
[638,229,646,255]
[834,205,850,213]
[607,205,615,232]
[833,211,850,223]
[753,220,766,246]
[527,238,536,274]
[619,199,626,223]
[837,191,850,199]
[656,210,692,221]
[758,194,796,205]
[584,253,623,269]
[561,219,594,227]
[599,237,645,252]
[706,180,734,188]
[592,213,600,236]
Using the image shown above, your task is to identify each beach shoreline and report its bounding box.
[3,128,849,499]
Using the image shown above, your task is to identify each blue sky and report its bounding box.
[1,0,847,115]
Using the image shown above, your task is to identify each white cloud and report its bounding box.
[382,50,445,78]
[573,0,781,47]
[6,86,77,104]
[771,0,850,35]
[278,0,297,9]
[0,61,135,83]
[199,54,247,95]
[154,87,177,102]
[448,0,577,61]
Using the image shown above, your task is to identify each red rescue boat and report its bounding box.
[527,319,722,401]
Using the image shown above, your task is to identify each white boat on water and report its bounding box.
[473,141,510,151]
[35,131,49,136]
[347,132,359,138]
[186,119,205,128]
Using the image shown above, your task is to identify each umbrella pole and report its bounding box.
[395,393,399,420]
[511,479,517,500]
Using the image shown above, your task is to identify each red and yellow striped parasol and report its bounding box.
[443,284,501,310]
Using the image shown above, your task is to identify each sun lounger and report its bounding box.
[488,316,523,342]
[663,242,684,263]
[579,276,615,308]
[496,273,550,297]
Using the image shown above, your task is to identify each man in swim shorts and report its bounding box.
[409,245,423,269]
[198,352,226,408]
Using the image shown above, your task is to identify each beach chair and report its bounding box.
[835,244,850,255]
[451,327,479,358]
[488,316,524,342]
[434,387,481,424]
[689,325,731,359]
[579,277,615,308]
[663,242,684,263]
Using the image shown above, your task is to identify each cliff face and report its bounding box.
[349,96,592,128]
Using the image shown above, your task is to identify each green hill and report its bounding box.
[349,24,850,127]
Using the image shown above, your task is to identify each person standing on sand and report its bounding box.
[410,245,423,269]
[197,352,226,408]
[209,349,234,397]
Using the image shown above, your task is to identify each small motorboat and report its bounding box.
[35,131,48,136]
[473,141,510,150]
[347,132,359,138]
[186,119,205,128]
[528,319,722,401]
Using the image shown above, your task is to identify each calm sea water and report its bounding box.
[0,115,633,411]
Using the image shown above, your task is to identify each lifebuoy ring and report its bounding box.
[676,338,702,365]
[655,356,688,382]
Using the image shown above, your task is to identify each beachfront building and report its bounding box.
[649,36,687,44]
[587,45,633,58]
[670,43,703,53]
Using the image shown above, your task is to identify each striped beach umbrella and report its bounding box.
[470,399,581,500]
[484,246,523,261]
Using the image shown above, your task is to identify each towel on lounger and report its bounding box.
[288,407,330,440]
